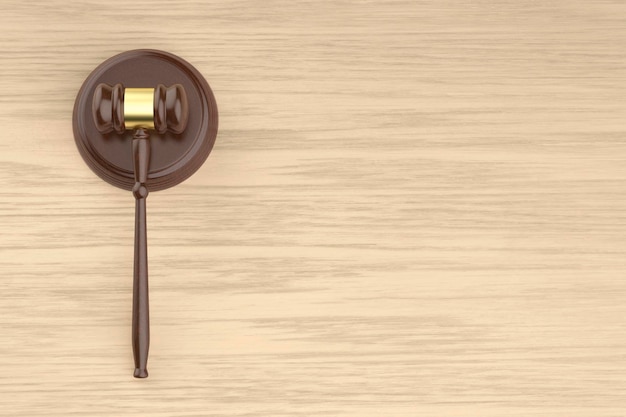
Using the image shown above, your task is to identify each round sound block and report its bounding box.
[73,49,218,191]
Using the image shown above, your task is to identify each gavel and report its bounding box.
[93,83,189,378]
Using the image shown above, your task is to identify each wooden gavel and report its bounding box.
[93,83,188,378]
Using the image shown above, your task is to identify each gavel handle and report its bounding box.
[132,129,150,378]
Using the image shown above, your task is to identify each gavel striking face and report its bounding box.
[73,50,219,379]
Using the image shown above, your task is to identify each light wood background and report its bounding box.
[0,1,625,415]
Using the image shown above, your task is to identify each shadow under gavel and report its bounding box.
[92,83,188,378]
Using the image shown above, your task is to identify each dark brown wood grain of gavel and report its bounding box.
[92,83,188,378]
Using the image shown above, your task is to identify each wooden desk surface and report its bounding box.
[1,1,625,415]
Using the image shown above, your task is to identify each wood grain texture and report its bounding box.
[0,0,625,415]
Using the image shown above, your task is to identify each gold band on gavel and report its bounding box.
[124,88,155,130]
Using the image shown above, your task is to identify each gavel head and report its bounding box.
[93,83,188,135]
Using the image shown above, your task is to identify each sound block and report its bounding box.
[73,49,218,191]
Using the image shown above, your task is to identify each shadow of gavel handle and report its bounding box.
[93,83,188,378]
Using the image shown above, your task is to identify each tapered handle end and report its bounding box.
[134,368,149,378]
